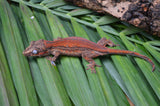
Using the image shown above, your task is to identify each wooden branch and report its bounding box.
[65,0,160,37]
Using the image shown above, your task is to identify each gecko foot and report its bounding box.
[107,40,119,47]
[97,38,119,47]
[46,56,56,66]
[86,62,101,73]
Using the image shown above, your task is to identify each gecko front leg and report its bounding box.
[46,51,60,65]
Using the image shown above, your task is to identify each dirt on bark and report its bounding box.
[65,0,160,37]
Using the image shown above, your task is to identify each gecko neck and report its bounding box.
[43,40,56,48]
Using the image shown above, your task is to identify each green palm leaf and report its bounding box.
[0,0,160,105]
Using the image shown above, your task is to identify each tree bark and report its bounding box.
[65,0,160,37]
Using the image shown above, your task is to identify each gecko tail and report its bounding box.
[128,51,155,72]
[105,49,155,72]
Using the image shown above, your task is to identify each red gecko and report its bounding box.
[23,37,155,73]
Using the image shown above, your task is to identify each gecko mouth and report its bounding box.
[23,50,30,56]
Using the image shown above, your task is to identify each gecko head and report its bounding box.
[23,39,48,57]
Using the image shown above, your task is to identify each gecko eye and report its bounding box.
[32,50,38,54]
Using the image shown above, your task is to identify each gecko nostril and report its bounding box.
[23,50,30,56]
[23,51,26,55]
[23,51,28,56]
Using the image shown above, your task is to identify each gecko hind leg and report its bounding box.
[97,37,119,47]
[82,53,101,73]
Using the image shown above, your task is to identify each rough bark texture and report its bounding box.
[65,0,160,37]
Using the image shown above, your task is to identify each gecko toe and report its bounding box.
[51,61,56,66]
[91,69,97,73]
[86,64,97,73]
[95,64,101,67]
[86,67,90,70]
[86,64,92,70]
[46,56,52,61]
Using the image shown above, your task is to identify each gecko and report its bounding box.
[23,37,155,73]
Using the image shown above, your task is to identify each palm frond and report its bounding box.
[0,0,160,105]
